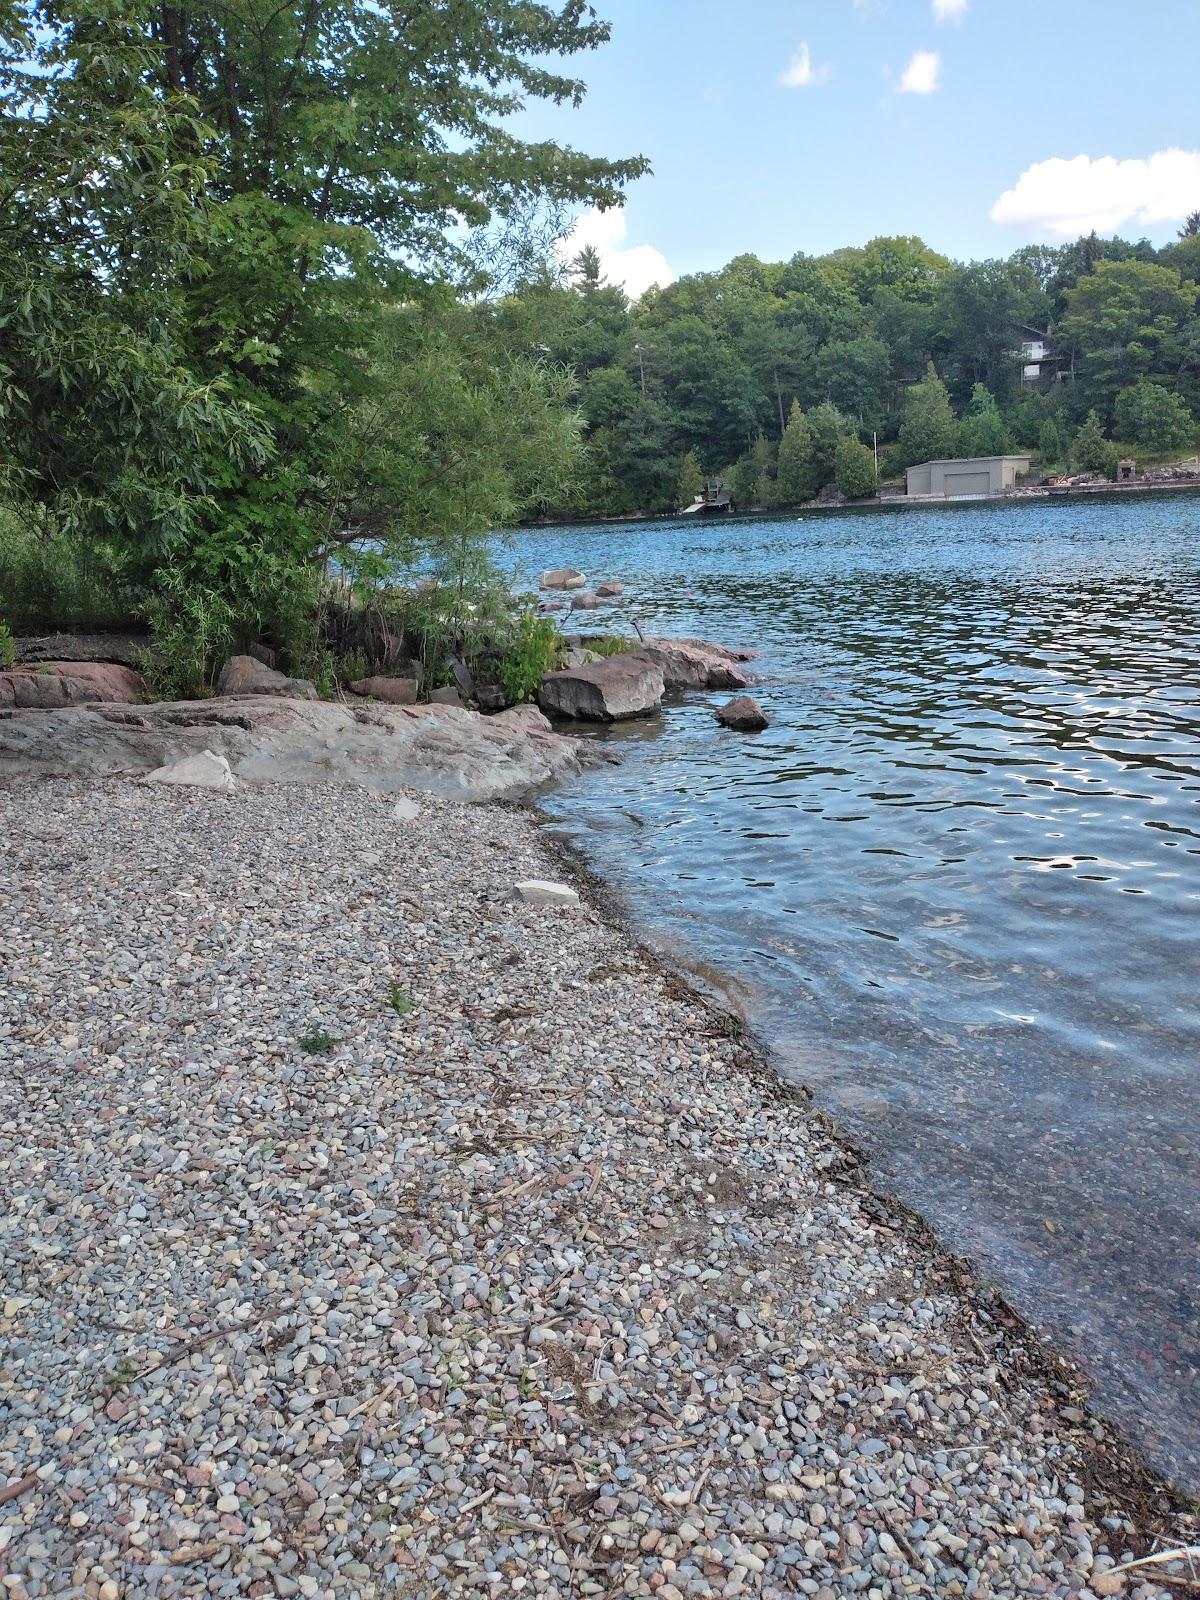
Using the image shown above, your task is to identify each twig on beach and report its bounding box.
[0,1473,38,1506]
[1108,1546,1200,1577]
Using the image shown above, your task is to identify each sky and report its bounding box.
[513,0,1200,297]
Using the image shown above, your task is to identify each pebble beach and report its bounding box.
[0,777,1191,1599]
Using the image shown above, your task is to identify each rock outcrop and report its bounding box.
[716,694,769,732]
[14,633,149,668]
[0,661,145,709]
[0,695,590,803]
[216,655,318,701]
[538,657,664,722]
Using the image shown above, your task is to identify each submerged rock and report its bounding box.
[0,661,145,709]
[638,636,756,691]
[538,656,665,722]
[596,580,624,598]
[570,592,606,611]
[716,694,769,732]
[217,655,317,701]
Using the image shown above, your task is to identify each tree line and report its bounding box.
[474,225,1200,515]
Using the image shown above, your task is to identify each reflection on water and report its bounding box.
[502,496,1200,1491]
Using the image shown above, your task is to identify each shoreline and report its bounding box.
[3,774,1195,1599]
[536,823,1198,1532]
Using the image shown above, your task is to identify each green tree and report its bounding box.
[1072,410,1110,471]
[731,434,776,508]
[676,450,705,508]
[898,364,959,467]
[1059,259,1198,418]
[958,384,1011,457]
[807,402,848,490]
[1038,419,1062,466]
[835,437,878,498]
[1113,382,1195,451]
[774,403,816,504]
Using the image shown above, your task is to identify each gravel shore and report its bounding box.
[0,778,1187,1599]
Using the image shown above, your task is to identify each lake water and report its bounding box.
[501,495,1200,1492]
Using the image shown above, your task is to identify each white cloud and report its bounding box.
[554,208,674,301]
[898,49,941,93]
[932,0,968,20]
[990,149,1200,237]
[780,42,832,88]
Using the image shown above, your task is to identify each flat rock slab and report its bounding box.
[538,656,665,722]
[14,632,150,668]
[0,661,145,709]
[513,879,580,907]
[0,695,588,803]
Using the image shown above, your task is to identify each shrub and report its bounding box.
[1038,419,1062,465]
[0,506,143,634]
[834,437,879,499]
[139,579,236,700]
[0,620,13,668]
[1072,410,1110,472]
[497,609,562,703]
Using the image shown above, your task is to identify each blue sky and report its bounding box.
[515,0,1200,293]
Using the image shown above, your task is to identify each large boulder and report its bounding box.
[637,637,755,691]
[348,675,419,705]
[216,654,318,701]
[145,750,236,794]
[0,661,145,709]
[0,695,592,803]
[538,656,664,722]
[540,568,586,591]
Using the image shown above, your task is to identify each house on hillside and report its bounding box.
[1017,326,1063,388]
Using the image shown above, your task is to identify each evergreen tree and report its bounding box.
[958,384,1011,456]
[898,363,959,467]
[807,402,848,491]
[1072,410,1110,471]
[835,437,878,498]
[676,450,704,508]
[1038,419,1062,465]
[774,403,816,503]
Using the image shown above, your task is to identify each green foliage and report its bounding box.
[0,507,143,634]
[1059,259,1198,419]
[774,404,816,504]
[730,434,776,508]
[139,577,236,700]
[675,450,704,509]
[1072,410,1111,472]
[807,403,848,491]
[1113,382,1195,451]
[497,611,563,704]
[584,635,639,658]
[297,1030,341,1055]
[387,985,414,1017]
[1038,420,1062,465]
[0,621,13,668]
[835,437,879,499]
[898,364,959,468]
[958,384,1011,457]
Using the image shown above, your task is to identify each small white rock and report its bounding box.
[392,796,421,821]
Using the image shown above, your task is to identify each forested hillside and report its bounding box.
[475,226,1200,515]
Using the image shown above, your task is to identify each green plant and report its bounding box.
[139,580,236,700]
[0,621,13,668]
[1072,410,1110,472]
[585,634,638,658]
[834,437,879,499]
[387,984,414,1016]
[497,609,562,704]
[297,1029,341,1054]
[0,506,144,634]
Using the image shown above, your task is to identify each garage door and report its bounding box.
[941,471,991,497]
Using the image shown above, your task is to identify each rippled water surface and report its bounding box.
[502,496,1200,1489]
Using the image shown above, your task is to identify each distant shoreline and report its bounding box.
[524,477,1200,529]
